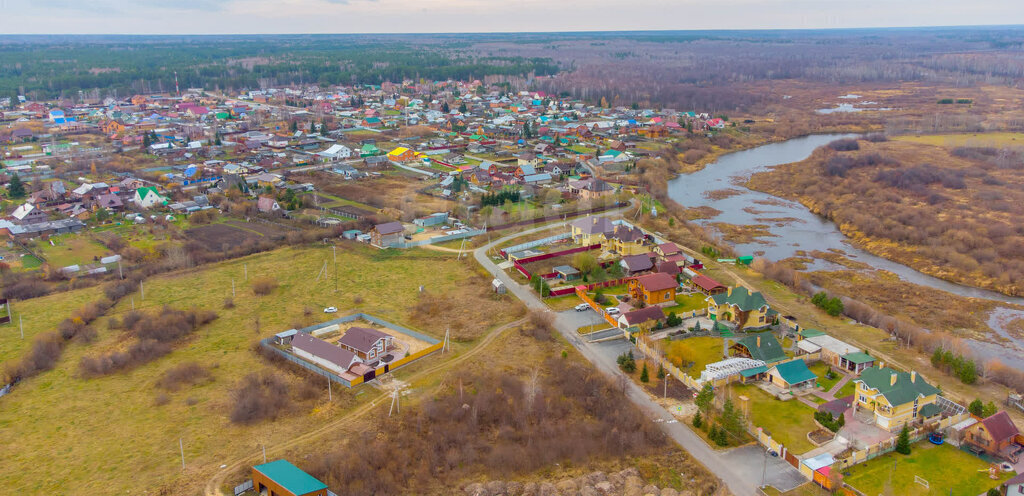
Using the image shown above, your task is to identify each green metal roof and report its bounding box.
[798,328,826,338]
[771,359,817,386]
[734,333,787,364]
[842,351,875,364]
[710,286,769,312]
[740,365,767,378]
[253,459,327,495]
[856,365,940,407]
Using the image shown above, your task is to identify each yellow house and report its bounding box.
[853,364,941,432]
[569,216,615,246]
[706,286,776,330]
[605,224,649,256]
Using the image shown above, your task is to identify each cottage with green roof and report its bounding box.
[853,364,941,431]
[252,459,328,496]
[766,359,817,389]
[730,333,788,365]
[133,186,168,209]
[706,286,776,329]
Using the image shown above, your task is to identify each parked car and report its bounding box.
[323,306,338,313]
[606,307,621,315]
[574,303,590,312]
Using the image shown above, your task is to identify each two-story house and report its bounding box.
[706,286,775,329]
[628,272,678,306]
[337,327,394,362]
[853,364,941,432]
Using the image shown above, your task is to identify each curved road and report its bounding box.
[474,221,804,496]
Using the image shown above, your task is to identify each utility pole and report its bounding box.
[131,296,134,311]
[244,264,248,281]
[19,315,23,339]
[179,438,185,469]
[140,281,145,300]
[232,279,235,298]
[328,376,332,401]
[262,444,267,464]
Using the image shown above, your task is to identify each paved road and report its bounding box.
[474,222,806,496]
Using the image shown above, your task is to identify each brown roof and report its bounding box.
[657,242,681,255]
[292,332,358,370]
[634,272,678,292]
[337,326,389,354]
[656,261,681,275]
[374,221,404,235]
[981,411,1020,444]
[692,274,725,292]
[621,254,654,273]
[621,306,666,326]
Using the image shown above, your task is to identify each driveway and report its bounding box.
[721,445,809,492]
[474,217,805,496]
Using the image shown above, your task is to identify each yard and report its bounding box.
[807,362,841,391]
[663,336,723,378]
[835,379,857,399]
[843,442,1012,496]
[35,234,111,268]
[0,243,524,495]
[662,293,707,316]
[730,384,819,454]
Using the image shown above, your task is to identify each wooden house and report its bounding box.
[628,272,678,306]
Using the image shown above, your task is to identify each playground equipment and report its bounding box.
[928,432,944,445]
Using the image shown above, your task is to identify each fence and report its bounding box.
[509,243,601,264]
[398,228,486,248]
[233,480,253,496]
[259,313,443,388]
[500,232,571,258]
[486,201,625,232]
[0,298,9,325]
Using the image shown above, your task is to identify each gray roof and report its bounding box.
[337,326,389,353]
[375,221,404,235]
[571,216,614,235]
[291,332,357,369]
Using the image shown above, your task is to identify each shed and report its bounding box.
[766,359,817,389]
[492,278,507,294]
[275,329,298,345]
[553,265,581,281]
[252,459,328,496]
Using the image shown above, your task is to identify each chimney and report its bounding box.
[727,286,733,297]
[757,335,761,348]
[878,361,884,370]
[911,371,917,383]
[890,372,898,386]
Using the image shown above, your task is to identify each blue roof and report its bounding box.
[253,459,327,495]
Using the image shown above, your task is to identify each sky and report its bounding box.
[0,0,1022,34]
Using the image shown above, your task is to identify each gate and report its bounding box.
[785,450,799,468]
[363,369,376,382]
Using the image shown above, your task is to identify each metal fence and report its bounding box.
[398,228,486,248]
[501,232,571,258]
[233,480,253,496]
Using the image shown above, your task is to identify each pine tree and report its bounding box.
[895,425,911,455]
[640,363,649,383]
[441,101,450,113]
[692,411,702,428]
[695,383,714,418]
[657,364,665,380]
[6,173,25,199]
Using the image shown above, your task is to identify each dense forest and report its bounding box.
[0,35,559,99]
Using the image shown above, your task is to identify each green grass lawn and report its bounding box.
[808,362,841,391]
[664,336,723,378]
[36,235,111,268]
[19,254,43,270]
[546,293,584,311]
[844,442,1011,496]
[663,293,707,316]
[835,379,857,399]
[731,384,819,454]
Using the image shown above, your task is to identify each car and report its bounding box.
[574,303,590,312]
[323,307,338,313]
[606,307,621,315]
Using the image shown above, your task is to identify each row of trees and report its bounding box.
[479,188,522,207]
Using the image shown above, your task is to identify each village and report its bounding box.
[2,78,1023,496]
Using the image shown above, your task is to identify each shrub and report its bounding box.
[617,351,636,373]
[157,362,212,391]
[811,291,844,316]
[229,372,294,424]
[827,139,860,151]
[640,363,649,383]
[251,277,279,295]
[692,411,703,428]
[223,297,235,309]
[895,425,911,455]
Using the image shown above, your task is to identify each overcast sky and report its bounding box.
[1,0,1021,34]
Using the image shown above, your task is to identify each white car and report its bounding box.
[574,303,590,312]
[323,307,338,313]
[606,307,621,315]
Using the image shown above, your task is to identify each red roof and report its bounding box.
[692,274,725,292]
[982,411,1020,444]
[634,272,677,292]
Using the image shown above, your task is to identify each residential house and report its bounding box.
[618,306,666,330]
[766,359,817,389]
[605,224,648,255]
[628,272,678,306]
[371,221,405,248]
[654,242,682,258]
[853,364,941,431]
[134,187,169,209]
[796,333,875,374]
[387,147,416,162]
[962,411,1024,462]
[291,332,362,375]
[337,327,394,362]
[363,155,389,168]
[1001,472,1024,496]
[361,116,383,128]
[93,193,124,211]
[620,254,654,275]
[10,203,49,224]
[730,334,787,365]
[359,143,381,157]
[251,460,328,496]
[318,144,352,161]
[706,286,775,329]
[257,196,281,213]
[570,216,615,245]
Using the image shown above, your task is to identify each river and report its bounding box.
[665,133,1024,367]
